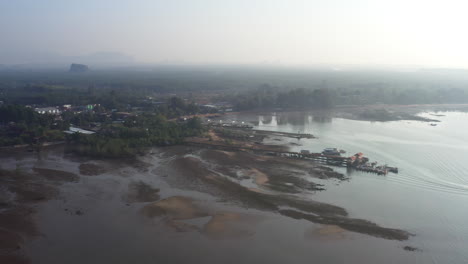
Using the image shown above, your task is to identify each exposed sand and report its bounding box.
[203,212,258,239]
[166,220,200,232]
[250,168,269,185]
[0,144,414,264]
[305,225,347,240]
[141,196,209,220]
[247,187,268,194]
[280,209,410,241]
[141,193,262,239]
[164,151,410,241]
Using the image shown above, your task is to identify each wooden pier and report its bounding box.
[185,140,348,166]
[207,123,314,139]
[185,140,397,174]
[251,129,315,139]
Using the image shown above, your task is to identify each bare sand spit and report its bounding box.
[166,155,411,241]
[249,168,269,185]
[280,209,410,241]
[203,212,260,239]
[142,195,261,239]
[200,149,346,187]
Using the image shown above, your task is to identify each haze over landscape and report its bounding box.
[2,0,468,68]
[2,1,468,264]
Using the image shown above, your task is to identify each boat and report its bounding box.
[386,166,399,173]
[322,148,341,156]
[375,165,389,175]
[430,123,437,126]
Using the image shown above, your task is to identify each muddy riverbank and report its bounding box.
[161,148,410,240]
[0,143,416,263]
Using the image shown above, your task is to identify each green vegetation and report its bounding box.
[2,68,468,110]
[221,87,334,110]
[213,128,252,140]
[0,105,67,147]
[66,115,203,158]
[1,67,468,156]
[0,101,205,158]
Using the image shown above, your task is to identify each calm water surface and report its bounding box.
[233,111,468,264]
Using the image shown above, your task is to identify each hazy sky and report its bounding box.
[1,0,468,67]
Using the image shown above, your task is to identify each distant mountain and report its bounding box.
[69,63,89,73]
[0,51,134,68]
[72,52,134,65]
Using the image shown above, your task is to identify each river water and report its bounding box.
[228,110,468,264]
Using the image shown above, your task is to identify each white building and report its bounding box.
[64,127,95,135]
[35,107,61,115]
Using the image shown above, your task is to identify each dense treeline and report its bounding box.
[1,82,213,119]
[0,99,206,152]
[2,84,145,109]
[217,86,334,110]
[334,86,468,105]
[2,67,468,154]
[0,105,67,146]
[67,115,204,158]
[2,68,468,109]
[219,85,468,111]
[152,97,207,118]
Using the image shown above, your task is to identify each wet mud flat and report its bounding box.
[0,148,155,263]
[141,196,263,238]
[0,145,419,263]
[0,163,79,263]
[161,148,411,241]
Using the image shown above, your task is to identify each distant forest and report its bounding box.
[2,67,468,156]
[1,67,468,109]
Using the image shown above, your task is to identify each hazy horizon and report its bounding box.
[2,0,468,68]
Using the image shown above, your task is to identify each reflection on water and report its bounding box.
[255,111,468,195]
[248,111,468,264]
[259,112,332,130]
[312,115,332,123]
